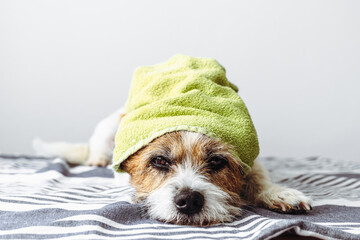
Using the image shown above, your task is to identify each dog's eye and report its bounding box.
[208,156,228,172]
[151,156,170,170]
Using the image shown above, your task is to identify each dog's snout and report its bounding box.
[174,189,204,215]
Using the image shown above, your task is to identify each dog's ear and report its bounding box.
[119,160,127,172]
[119,157,138,174]
[119,151,144,175]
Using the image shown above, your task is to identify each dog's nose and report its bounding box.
[174,189,204,215]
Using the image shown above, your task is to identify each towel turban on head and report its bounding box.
[112,54,259,175]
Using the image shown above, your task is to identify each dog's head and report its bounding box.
[121,130,245,225]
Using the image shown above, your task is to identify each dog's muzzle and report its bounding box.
[174,189,204,215]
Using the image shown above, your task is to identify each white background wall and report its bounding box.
[1,0,359,162]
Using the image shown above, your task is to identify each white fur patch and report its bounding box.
[182,131,202,151]
[146,160,241,225]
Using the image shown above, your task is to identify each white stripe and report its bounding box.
[40,185,113,193]
[69,166,101,174]
[0,170,38,174]
[47,188,110,195]
[54,187,133,197]
[21,194,92,203]
[32,229,272,240]
[0,193,133,209]
[318,177,347,187]
[312,198,360,207]
[332,178,359,188]
[0,218,271,235]
[0,195,117,205]
[264,225,300,240]
[317,222,360,226]
[45,191,133,202]
[101,187,134,194]
[342,227,360,230]
[301,175,326,184]
[0,172,117,193]
[0,196,68,205]
[344,229,360,234]
[291,174,314,183]
[0,193,109,204]
[342,180,360,189]
[245,220,279,240]
[0,219,278,239]
[0,202,108,211]
[43,187,135,198]
[285,174,334,189]
[0,196,132,209]
[56,214,264,230]
[310,176,338,186]
[293,226,338,240]
[218,214,266,226]
[42,192,112,200]
[0,170,63,183]
[309,189,336,197]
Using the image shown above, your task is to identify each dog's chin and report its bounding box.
[157,214,223,226]
[146,201,242,226]
[154,207,242,226]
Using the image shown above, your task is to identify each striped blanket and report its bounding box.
[0,154,359,240]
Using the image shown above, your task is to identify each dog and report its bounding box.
[34,109,312,226]
[33,55,311,226]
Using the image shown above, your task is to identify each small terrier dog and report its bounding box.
[34,108,311,226]
[34,55,311,226]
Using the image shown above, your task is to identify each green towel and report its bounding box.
[112,54,259,175]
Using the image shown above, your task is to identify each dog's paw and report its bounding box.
[256,185,312,214]
[86,155,111,167]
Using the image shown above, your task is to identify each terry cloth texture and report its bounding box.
[112,54,259,174]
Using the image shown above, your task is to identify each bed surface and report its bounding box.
[0,155,359,240]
